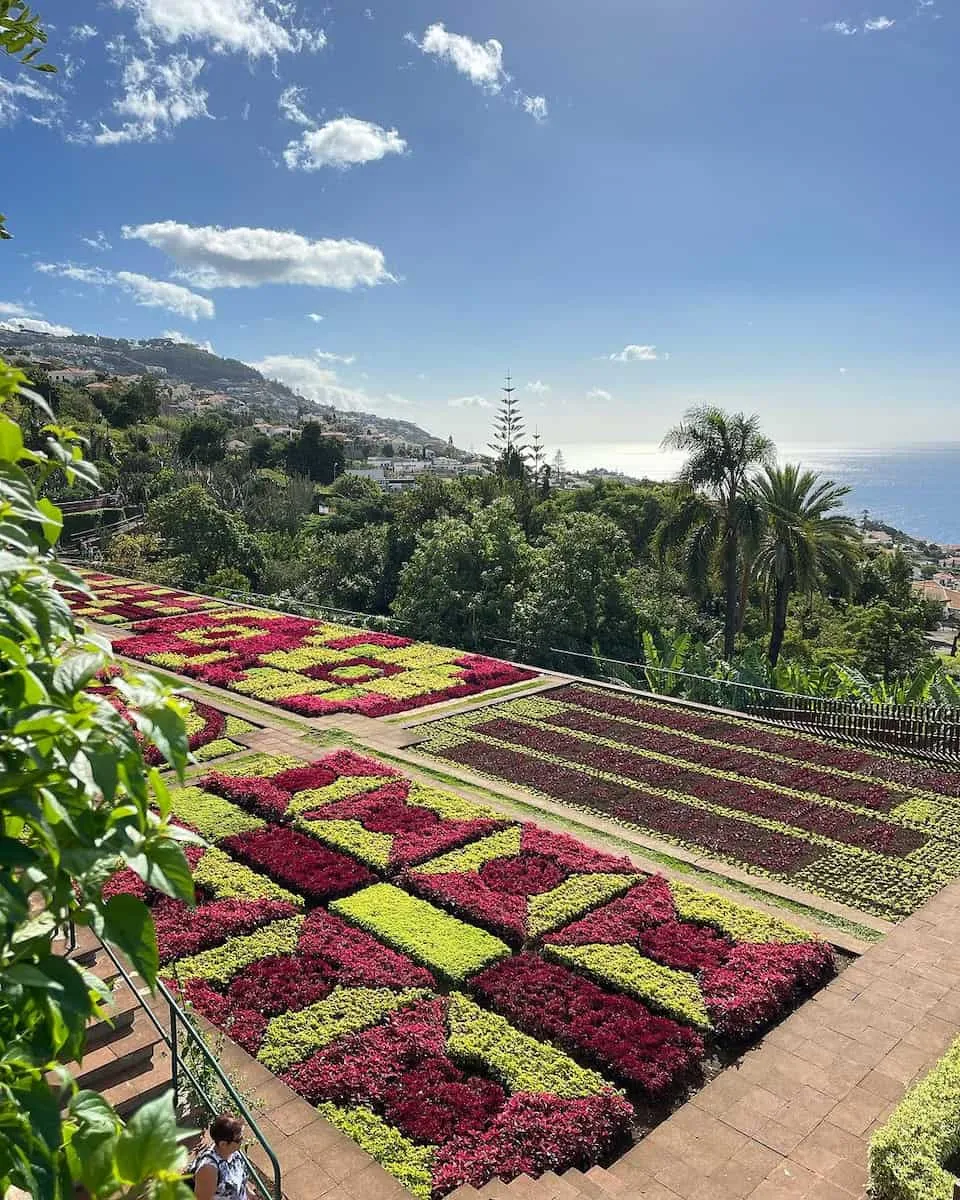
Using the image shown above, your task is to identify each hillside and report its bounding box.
[0,327,446,447]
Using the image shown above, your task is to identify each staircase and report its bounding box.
[53,924,172,1118]
[448,1163,631,1200]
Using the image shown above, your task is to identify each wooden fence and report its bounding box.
[745,693,960,762]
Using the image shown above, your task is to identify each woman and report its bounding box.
[193,1113,250,1200]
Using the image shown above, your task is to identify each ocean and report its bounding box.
[554,443,960,545]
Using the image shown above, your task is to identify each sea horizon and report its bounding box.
[553,442,960,545]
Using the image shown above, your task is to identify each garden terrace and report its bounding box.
[104,745,837,1197]
[77,582,536,717]
[89,668,260,765]
[411,686,960,921]
[59,569,229,624]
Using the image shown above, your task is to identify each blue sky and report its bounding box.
[0,0,956,455]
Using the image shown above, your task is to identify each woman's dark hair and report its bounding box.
[210,1114,243,1145]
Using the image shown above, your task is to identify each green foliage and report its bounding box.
[546,943,712,1028]
[317,1103,435,1199]
[297,816,393,868]
[167,786,265,840]
[446,992,612,1098]
[171,915,304,983]
[283,422,345,483]
[146,483,264,587]
[526,872,638,938]
[393,498,535,647]
[868,1034,960,1200]
[258,986,429,1072]
[669,880,815,944]
[331,883,511,983]
[91,377,162,429]
[193,846,302,907]
[177,414,228,465]
[0,357,197,1198]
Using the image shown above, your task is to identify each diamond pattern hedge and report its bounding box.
[110,599,535,717]
[412,686,960,920]
[60,569,227,624]
[104,746,835,1197]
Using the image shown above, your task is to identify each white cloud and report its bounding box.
[525,379,550,394]
[448,395,491,408]
[864,15,895,29]
[278,85,312,127]
[71,24,98,40]
[824,20,857,33]
[163,329,215,352]
[0,317,77,337]
[284,116,407,171]
[410,23,507,92]
[839,367,848,374]
[36,262,109,285]
[315,350,356,365]
[0,301,35,318]
[609,344,661,362]
[115,0,326,57]
[123,221,395,291]
[0,75,63,128]
[307,312,324,323]
[521,94,548,122]
[116,271,214,319]
[82,231,112,251]
[34,261,214,320]
[248,353,404,411]
[587,388,613,403]
[87,53,210,145]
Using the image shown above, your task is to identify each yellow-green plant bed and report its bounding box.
[869,1035,960,1200]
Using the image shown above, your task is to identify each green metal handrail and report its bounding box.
[71,922,282,1200]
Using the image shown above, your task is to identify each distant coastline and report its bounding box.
[555,442,960,545]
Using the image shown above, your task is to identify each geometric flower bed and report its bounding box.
[105,746,836,1196]
[88,673,259,765]
[60,569,227,625]
[116,605,536,718]
[412,686,960,921]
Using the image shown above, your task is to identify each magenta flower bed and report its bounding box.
[61,572,225,624]
[471,953,703,1094]
[405,825,638,944]
[116,601,535,718]
[283,996,633,1192]
[220,826,375,902]
[544,876,835,1037]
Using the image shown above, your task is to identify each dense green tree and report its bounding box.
[659,406,774,659]
[751,464,858,667]
[846,601,935,684]
[147,483,263,586]
[177,413,228,465]
[303,525,392,613]
[283,421,345,482]
[91,376,161,428]
[393,498,534,647]
[513,513,638,667]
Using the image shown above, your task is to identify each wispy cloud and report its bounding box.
[280,91,407,171]
[35,261,215,320]
[525,379,551,394]
[448,395,492,408]
[824,15,895,33]
[163,329,215,352]
[307,313,324,323]
[315,350,356,365]
[0,316,77,336]
[70,24,98,41]
[81,231,112,251]
[78,52,210,145]
[115,0,325,58]
[409,23,507,92]
[823,20,858,34]
[0,74,63,128]
[609,344,661,362]
[521,94,548,122]
[587,388,613,403]
[864,15,895,29]
[122,221,395,291]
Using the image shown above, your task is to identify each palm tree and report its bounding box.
[659,407,774,659]
[752,463,858,667]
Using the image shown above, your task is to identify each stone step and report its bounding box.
[560,1170,616,1200]
[56,1015,162,1094]
[538,1172,583,1200]
[101,1049,173,1119]
[584,1167,626,1196]
[85,980,139,1050]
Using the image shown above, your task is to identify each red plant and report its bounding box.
[479,853,566,897]
[200,772,292,820]
[405,871,528,943]
[220,826,374,902]
[154,896,297,964]
[178,980,268,1056]
[226,954,337,1016]
[700,940,835,1037]
[431,1092,633,1198]
[544,877,678,946]
[471,954,702,1094]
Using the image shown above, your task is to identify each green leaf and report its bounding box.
[0,414,24,461]
[0,836,39,868]
[115,1092,187,1184]
[35,496,62,544]
[140,838,196,904]
[102,893,159,988]
[52,651,104,696]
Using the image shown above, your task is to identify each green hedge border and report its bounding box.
[869,1034,960,1200]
